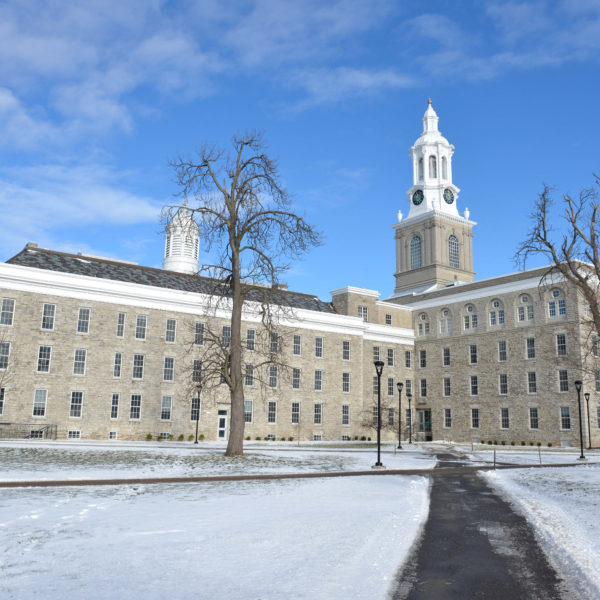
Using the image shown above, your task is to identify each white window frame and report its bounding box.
[0,298,15,326]
[77,308,90,334]
[135,315,147,340]
[70,391,83,418]
[130,395,142,420]
[161,396,172,420]
[165,319,177,343]
[41,303,56,330]
[163,357,175,381]
[73,349,87,375]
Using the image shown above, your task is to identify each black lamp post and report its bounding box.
[373,360,385,468]
[575,380,585,460]
[406,391,413,444]
[194,383,202,444]
[585,392,592,450]
[396,381,404,449]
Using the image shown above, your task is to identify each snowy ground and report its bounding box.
[0,442,434,600]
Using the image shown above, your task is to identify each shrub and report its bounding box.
[367,437,372,441]
[264,436,269,441]
[157,436,162,442]
[360,436,367,441]
[280,437,286,441]
[354,436,358,440]
[510,441,515,446]
[146,433,152,441]
[288,437,294,441]
[188,434,194,441]
[199,434,205,441]
[178,434,184,441]
[487,440,492,445]
[537,442,541,447]
[245,436,251,440]
[521,441,526,446]
[529,441,534,446]
[548,442,553,447]
[501,441,506,446]
[493,441,498,445]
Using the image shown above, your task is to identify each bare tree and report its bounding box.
[166,132,321,456]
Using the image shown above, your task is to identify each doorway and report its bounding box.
[417,408,432,441]
[217,409,228,440]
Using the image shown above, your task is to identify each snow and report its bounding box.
[0,442,433,599]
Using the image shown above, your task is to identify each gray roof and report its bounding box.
[7,246,336,314]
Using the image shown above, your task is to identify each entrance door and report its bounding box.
[217,409,228,440]
[417,409,432,441]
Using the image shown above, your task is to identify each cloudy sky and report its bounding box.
[1,0,599,299]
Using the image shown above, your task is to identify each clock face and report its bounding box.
[443,188,455,204]
[412,189,424,206]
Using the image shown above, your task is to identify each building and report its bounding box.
[0,102,596,446]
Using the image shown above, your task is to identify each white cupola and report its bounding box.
[163,206,200,274]
[405,100,461,220]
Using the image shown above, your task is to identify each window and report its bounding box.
[559,299,566,316]
[130,395,141,420]
[410,236,422,270]
[1,298,15,325]
[420,379,427,397]
[244,400,253,423]
[597,406,600,428]
[293,334,301,355]
[222,326,231,348]
[596,370,600,393]
[501,407,510,429]
[292,402,300,424]
[549,290,566,317]
[195,322,205,345]
[489,300,504,326]
[448,235,459,269]
[442,156,448,179]
[418,157,424,180]
[163,357,174,381]
[246,328,255,351]
[33,389,47,416]
[268,401,277,423]
[387,348,395,366]
[270,332,279,354]
[68,430,81,440]
[528,372,537,393]
[498,340,507,362]
[593,334,599,357]
[405,379,412,396]
[405,351,411,368]
[444,408,452,428]
[561,406,571,429]
[245,364,254,386]
[0,387,4,415]
[420,350,426,368]
[385,313,392,325]
[342,372,350,393]
[77,308,90,333]
[342,340,350,361]
[41,303,55,330]
[191,396,201,421]
[113,352,122,378]
[269,366,278,388]
[373,346,380,361]
[292,368,301,389]
[358,305,368,322]
[135,315,147,340]
[372,376,379,396]
[0,342,9,369]
[387,377,395,396]
[499,374,508,395]
[558,370,569,392]
[132,354,144,379]
[417,313,430,336]
[161,396,172,420]
[429,154,437,178]
[529,407,539,430]
[439,309,453,334]
[548,301,556,317]
[314,370,323,391]
[193,359,202,383]
[372,406,379,427]
[388,408,394,427]
[406,408,412,427]
[342,404,350,425]
[443,377,451,397]
[37,346,51,372]
[556,333,567,356]
[158,432,171,441]
[111,393,119,419]
[314,403,322,425]
[73,349,87,375]
[471,408,479,428]
[469,344,477,364]
[165,319,177,342]
[443,347,450,366]
[470,375,478,396]
[315,337,323,358]
[526,337,536,359]
[69,391,83,418]
[518,295,534,322]
[30,429,43,439]
[116,313,125,337]
[464,305,477,330]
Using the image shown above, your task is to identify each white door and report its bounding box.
[217,409,228,439]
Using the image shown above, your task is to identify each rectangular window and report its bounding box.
[443,347,450,367]
[490,311,496,326]
[195,322,205,345]
[420,349,426,368]
[499,374,508,395]
[443,377,451,397]
[109,432,117,441]
[498,309,505,325]
[597,406,600,428]
[314,370,322,391]
[556,333,567,356]
[405,350,411,368]
[388,408,394,427]
[373,346,380,361]
[385,313,392,325]
[498,340,507,362]
[528,371,537,393]
[163,357,174,381]
[135,315,147,340]
[464,315,470,330]
[37,345,51,373]
[293,334,301,355]
[387,377,395,397]
[444,408,452,428]
[116,312,126,337]
[420,378,427,397]
[526,337,535,359]
[342,404,350,425]
[529,407,539,430]
[596,370,600,393]
[593,334,599,357]
[314,403,322,425]
[501,407,509,429]
[0,298,15,325]
[244,400,253,423]
[246,328,255,350]
[292,402,300,424]
[342,340,350,361]
[358,305,368,321]
[342,372,350,393]
[193,359,202,383]
[269,365,278,388]
[33,389,47,416]
[0,342,9,369]
[469,344,477,364]
[405,379,412,396]
[161,396,172,420]
[69,391,83,418]
[527,304,534,320]
[41,303,55,330]
[387,348,395,366]
[373,376,379,396]
[292,368,301,389]
[518,306,525,322]
[191,396,201,421]
[559,370,569,392]
[73,349,87,375]
[270,332,279,353]
[268,401,277,423]
[561,406,571,429]
[242,364,253,386]
[113,352,122,378]
[315,337,323,358]
[472,314,478,329]
[222,325,231,348]
[130,395,141,420]
[0,387,4,415]
[77,308,90,333]
[165,319,177,342]
[558,299,566,316]
[548,300,556,317]
[372,406,379,427]
[132,354,144,379]
[471,407,479,429]
[68,430,81,439]
[470,375,478,396]
[110,393,119,419]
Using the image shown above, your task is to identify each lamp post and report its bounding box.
[585,392,592,450]
[396,381,404,449]
[373,360,385,468]
[194,383,202,444]
[574,380,586,460]
[406,391,413,444]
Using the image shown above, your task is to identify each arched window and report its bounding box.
[429,155,437,179]
[410,236,422,270]
[418,158,424,181]
[439,308,453,334]
[442,156,447,180]
[464,304,478,330]
[448,235,459,269]
[417,313,430,337]
[517,294,534,322]
[548,288,566,318]
[489,299,505,326]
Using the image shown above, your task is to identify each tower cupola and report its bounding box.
[163,206,200,274]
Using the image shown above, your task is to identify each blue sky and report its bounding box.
[1,0,599,301]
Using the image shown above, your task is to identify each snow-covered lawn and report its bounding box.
[0,442,434,599]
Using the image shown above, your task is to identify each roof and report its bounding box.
[7,245,336,314]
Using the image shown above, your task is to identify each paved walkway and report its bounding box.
[391,452,569,599]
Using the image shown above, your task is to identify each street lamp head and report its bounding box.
[397,381,404,392]
[575,380,583,392]
[374,360,384,377]
[585,392,590,402]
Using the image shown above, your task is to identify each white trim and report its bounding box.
[330,286,380,298]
